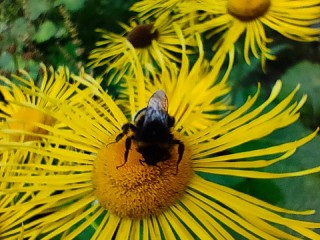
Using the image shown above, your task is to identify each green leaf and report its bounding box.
[54,25,68,38]
[11,18,35,42]
[54,0,85,11]
[234,179,283,205]
[16,58,40,80]
[0,22,8,33]
[278,61,320,128]
[26,0,51,20]
[0,52,15,72]
[33,21,57,43]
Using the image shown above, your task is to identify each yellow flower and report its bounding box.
[1,55,320,238]
[87,13,196,85]
[130,0,183,21]
[117,34,234,135]
[177,0,320,69]
[0,64,96,142]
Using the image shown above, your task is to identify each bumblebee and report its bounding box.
[115,90,184,173]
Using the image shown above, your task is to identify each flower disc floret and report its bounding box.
[127,24,159,48]
[227,0,271,21]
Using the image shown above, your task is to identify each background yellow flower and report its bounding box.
[88,12,196,85]
[178,0,320,69]
[0,65,99,142]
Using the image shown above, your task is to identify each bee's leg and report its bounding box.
[173,139,185,174]
[107,123,136,147]
[116,136,132,169]
[115,132,125,142]
[115,123,132,142]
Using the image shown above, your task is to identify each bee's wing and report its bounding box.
[147,90,168,112]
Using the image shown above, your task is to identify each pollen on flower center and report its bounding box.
[92,134,193,218]
[126,24,159,48]
[227,0,271,21]
[8,108,54,141]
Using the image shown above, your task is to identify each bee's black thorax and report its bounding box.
[135,112,174,142]
[134,116,175,165]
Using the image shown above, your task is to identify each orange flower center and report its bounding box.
[227,0,271,21]
[8,108,54,141]
[92,134,193,218]
[126,24,159,48]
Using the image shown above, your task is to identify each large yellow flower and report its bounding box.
[176,0,320,69]
[1,55,320,238]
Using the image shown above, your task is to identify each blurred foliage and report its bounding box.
[0,0,319,237]
[0,0,85,78]
[0,0,131,73]
[0,0,139,78]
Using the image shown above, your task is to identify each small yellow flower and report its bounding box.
[1,59,320,239]
[177,0,320,69]
[0,65,96,142]
[87,13,196,85]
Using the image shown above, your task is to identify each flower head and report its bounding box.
[0,64,104,143]
[176,0,320,69]
[88,13,195,85]
[1,59,320,238]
